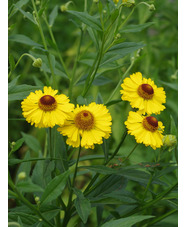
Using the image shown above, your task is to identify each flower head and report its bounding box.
[162,134,177,151]
[21,86,74,128]
[57,102,112,149]
[125,111,164,149]
[120,72,166,115]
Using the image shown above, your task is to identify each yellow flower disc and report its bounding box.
[125,111,164,149]
[57,102,112,149]
[21,86,74,128]
[120,72,166,115]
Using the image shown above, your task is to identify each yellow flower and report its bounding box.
[125,111,164,149]
[120,72,166,115]
[21,86,74,128]
[57,102,112,149]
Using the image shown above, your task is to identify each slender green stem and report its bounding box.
[105,60,135,104]
[43,13,71,79]
[84,130,128,194]
[31,0,56,88]
[122,182,178,218]
[8,53,36,78]
[145,209,177,227]
[142,173,153,202]
[106,129,128,165]
[68,29,84,100]
[8,178,54,227]
[122,143,138,164]
[119,2,152,30]
[62,145,81,227]
[82,33,105,97]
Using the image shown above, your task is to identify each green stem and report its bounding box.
[122,143,138,164]
[8,53,36,78]
[106,129,128,165]
[8,177,54,227]
[119,2,152,30]
[68,29,84,100]
[141,173,154,202]
[105,59,135,104]
[43,13,71,79]
[82,33,105,97]
[84,130,128,194]
[122,182,178,218]
[62,145,81,227]
[31,0,56,88]
[145,209,177,227]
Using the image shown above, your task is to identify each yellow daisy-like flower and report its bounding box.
[57,102,112,149]
[120,72,166,115]
[21,86,74,128]
[125,111,164,149]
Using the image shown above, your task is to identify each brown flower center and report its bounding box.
[38,95,57,111]
[138,84,154,99]
[74,110,94,130]
[143,116,158,132]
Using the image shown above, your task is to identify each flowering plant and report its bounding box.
[8,0,178,226]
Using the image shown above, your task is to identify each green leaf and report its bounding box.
[8,212,38,226]
[40,171,70,204]
[100,215,154,227]
[21,132,41,153]
[158,80,178,91]
[9,34,42,47]
[76,95,94,105]
[120,22,155,33]
[16,151,31,183]
[15,6,37,24]
[105,99,122,107]
[8,85,42,101]
[67,10,102,31]
[87,27,99,49]
[16,179,44,193]
[8,75,21,90]
[11,138,25,153]
[170,115,177,135]
[93,76,112,86]
[9,54,15,71]
[73,188,91,224]
[81,166,166,185]
[49,5,58,26]
[106,42,145,56]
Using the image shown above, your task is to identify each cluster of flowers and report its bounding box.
[21,87,112,149]
[120,72,166,149]
[21,72,166,150]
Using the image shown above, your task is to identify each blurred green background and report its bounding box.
[8,0,178,225]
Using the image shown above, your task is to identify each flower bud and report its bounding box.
[60,5,67,12]
[35,196,40,203]
[32,58,42,68]
[103,10,107,14]
[36,0,40,5]
[162,135,177,151]
[115,33,121,39]
[60,1,73,12]
[18,172,26,180]
[93,0,99,3]
[149,4,155,11]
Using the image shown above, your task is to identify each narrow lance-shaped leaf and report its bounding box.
[9,34,42,47]
[40,171,70,204]
[67,10,102,31]
[73,188,91,224]
[49,5,58,27]
[100,215,154,227]
[119,22,155,33]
